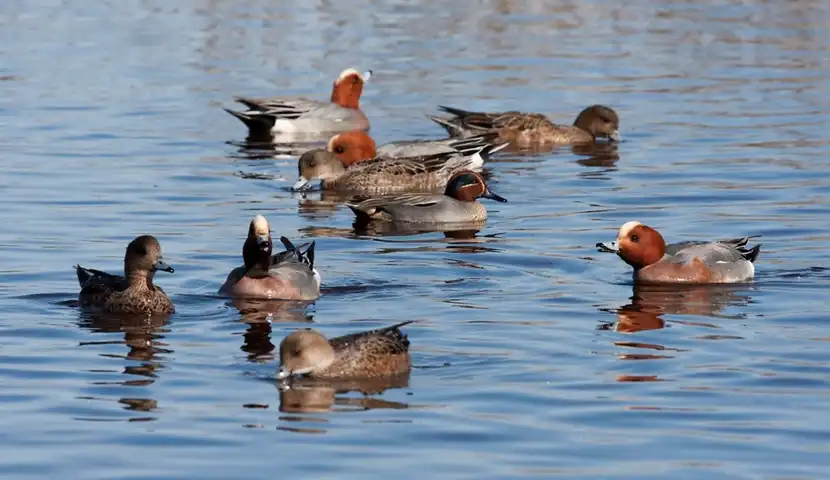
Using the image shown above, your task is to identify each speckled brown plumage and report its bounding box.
[430,104,620,148]
[76,235,175,315]
[279,321,414,380]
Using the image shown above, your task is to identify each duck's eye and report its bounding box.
[292,349,303,357]
[352,77,361,84]
[630,234,639,243]
[334,145,345,154]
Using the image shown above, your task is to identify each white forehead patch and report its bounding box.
[251,215,270,235]
[326,134,341,152]
[336,68,365,83]
[618,221,642,239]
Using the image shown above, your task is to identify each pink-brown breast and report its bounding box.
[635,257,714,284]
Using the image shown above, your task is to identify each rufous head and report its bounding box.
[444,171,508,203]
[242,215,272,272]
[327,131,377,166]
[330,68,372,109]
[607,221,666,269]
[573,105,620,142]
[276,329,336,379]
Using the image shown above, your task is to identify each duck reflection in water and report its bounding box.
[601,283,755,334]
[278,374,410,414]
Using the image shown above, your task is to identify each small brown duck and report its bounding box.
[76,235,175,315]
[430,104,620,148]
[276,321,414,380]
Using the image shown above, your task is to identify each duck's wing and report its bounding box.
[75,265,124,289]
[346,193,443,220]
[329,321,414,355]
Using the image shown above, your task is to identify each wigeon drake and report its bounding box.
[219,215,321,300]
[276,321,413,380]
[291,138,506,193]
[326,130,504,166]
[76,235,175,315]
[596,222,761,284]
[430,104,620,148]
[224,68,372,139]
[346,170,507,224]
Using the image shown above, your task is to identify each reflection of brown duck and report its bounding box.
[278,374,410,413]
[78,312,171,386]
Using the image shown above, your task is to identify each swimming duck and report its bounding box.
[346,170,507,224]
[276,321,414,380]
[596,221,761,284]
[326,130,502,166]
[76,235,175,315]
[219,215,320,300]
[225,68,372,139]
[430,104,620,147]
[291,140,505,194]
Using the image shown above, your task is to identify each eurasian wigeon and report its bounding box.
[276,321,413,380]
[225,68,372,139]
[291,138,505,193]
[430,104,620,148]
[76,235,175,315]
[326,130,503,166]
[596,221,761,284]
[346,170,507,224]
[219,215,321,300]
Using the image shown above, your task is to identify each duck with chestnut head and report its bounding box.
[597,221,761,284]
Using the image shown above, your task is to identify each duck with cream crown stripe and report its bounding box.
[597,221,761,284]
[225,68,372,139]
[219,215,321,300]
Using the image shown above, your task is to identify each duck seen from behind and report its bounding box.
[277,321,414,380]
[596,221,761,284]
[430,104,620,148]
[224,68,372,139]
[219,215,320,300]
[346,170,507,224]
[76,235,175,315]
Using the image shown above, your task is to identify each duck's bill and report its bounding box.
[257,234,271,251]
[291,176,313,192]
[154,258,175,273]
[482,189,508,203]
[276,367,291,380]
[362,70,373,82]
[596,241,619,253]
[608,130,621,142]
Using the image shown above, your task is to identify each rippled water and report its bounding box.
[2,0,830,478]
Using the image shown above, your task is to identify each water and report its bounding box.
[2,0,830,478]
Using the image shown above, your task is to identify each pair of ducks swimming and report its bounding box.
[74,220,761,381]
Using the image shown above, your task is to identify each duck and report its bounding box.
[326,130,503,166]
[276,321,414,380]
[76,235,175,315]
[291,140,506,194]
[346,170,506,224]
[224,68,372,139]
[219,215,320,300]
[596,221,761,284]
[429,104,620,148]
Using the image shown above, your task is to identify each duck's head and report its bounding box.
[327,131,377,166]
[330,68,372,109]
[292,149,346,192]
[125,235,173,279]
[597,221,666,269]
[444,171,507,203]
[276,329,336,379]
[242,215,273,271]
[573,105,620,142]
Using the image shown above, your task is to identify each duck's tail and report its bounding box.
[427,115,466,137]
[224,108,276,139]
[739,243,762,263]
